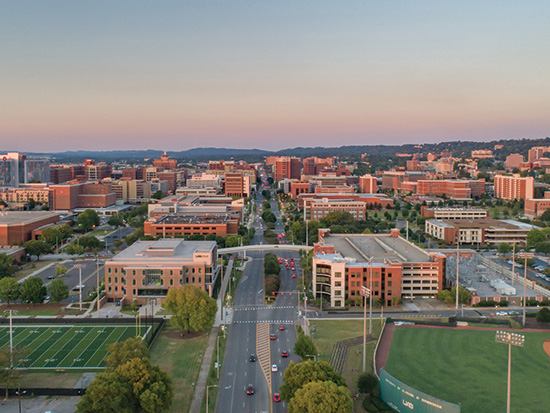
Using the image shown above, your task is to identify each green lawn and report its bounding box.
[0,325,138,369]
[310,319,383,363]
[15,260,54,281]
[149,326,209,413]
[385,327,550,413]
[202,329,226,413]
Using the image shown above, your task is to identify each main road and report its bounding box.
[217,184,303,412]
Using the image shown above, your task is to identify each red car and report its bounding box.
[285,265,290,269]
[292,274,297,278]
[291,267,295,271]
[281,351,288,357]
[273,393,281,402]
[246,384,255,395]
[279,325,284,331]
[270,334,276,340]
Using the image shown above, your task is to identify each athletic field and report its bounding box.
[385,327,550,413]
[0,324,149,370]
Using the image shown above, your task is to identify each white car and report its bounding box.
[271,364,278,372]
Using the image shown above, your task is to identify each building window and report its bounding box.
[108,268,112,274]
[133,279,136,286]
[114,268,118,274]
[335,272,342,278]
[192,277,195,283]
[170,279,173,286]
[388,281,392,287]
[108,277,111,284]
[186,277,189,283]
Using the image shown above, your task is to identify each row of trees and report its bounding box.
[0,275,69,304]
[264,253,281,298]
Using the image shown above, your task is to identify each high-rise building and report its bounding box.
[24,159,50,184]
[358,174,377,193]
[153,152,177,170]
[274,157,301,182]
[494,174,534,200]
[505,153,524,169]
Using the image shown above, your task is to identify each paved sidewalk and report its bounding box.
[189,326,219,413]
[214,257,234,327]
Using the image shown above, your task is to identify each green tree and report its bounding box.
[20,276,46,303]
[541,209,550,222]
[0,277,20,305]
[357,372,379,395]
[498,243,512,254]
[78,235,104,251]
[48,278,69,302]
[164,285,217,334]
[104,337,149,369]
[280,360,346,402]
[65,243,85,256]
[76,371,134,413]
[0,346,29,399]
[108,214,124,227]
[0,253,17,278]
[225,235,241,248]
[77,209,100,231]
[536,307,550,323]
[152,190,165,200]
[288,380,353,413]
[55,264,68,276]
[294,334,317,360]
[23,239,52,261]
[40,224,72,246]
[527,229,546,249]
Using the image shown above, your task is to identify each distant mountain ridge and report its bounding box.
[13,136,550,161]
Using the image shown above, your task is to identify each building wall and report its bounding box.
[0,214,60,245]
[359,174,377,193]
[494,174,534,200]
[289,181,310,199]
[505,153,524,169]
[525,198,550,219]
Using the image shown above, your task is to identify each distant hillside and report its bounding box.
[21,136,550,162]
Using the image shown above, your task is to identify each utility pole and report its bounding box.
[369,258,373,335]
[96,257,100,317]
[511,243,516,286]
[518,252,534,326]
[78,265,83,311]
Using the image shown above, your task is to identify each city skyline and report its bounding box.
[2,1,550,152]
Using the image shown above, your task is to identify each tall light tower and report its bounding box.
[495,331,525,413]
[359,285,371,373]
[518,252,534,326]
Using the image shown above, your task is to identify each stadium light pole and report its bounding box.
[495,331,525,413]
[4,309,17,368]
[518,252,534,326]
[360,285,371,373]
[455,235,460,312]
[369,258,373,335]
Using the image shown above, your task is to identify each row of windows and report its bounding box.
[107,267,202,275]
[108,276,202,286]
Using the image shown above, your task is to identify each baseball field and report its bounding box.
[385,326,550,413]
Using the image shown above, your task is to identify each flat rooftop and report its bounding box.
[155,213,231,225]
[0,211,61,226]
[110,239,216,263]
[322,233,431,264]
[427,218,537,230]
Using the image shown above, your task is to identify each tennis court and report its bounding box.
[0,324,150,369]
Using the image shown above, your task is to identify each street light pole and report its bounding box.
[216,335,220,379]
[495,331,525,413]
[456,236,460,312]
[96,258,100,317]
[518,252,534,326]
[369,258,373,335]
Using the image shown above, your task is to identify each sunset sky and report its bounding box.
[1,1,550,152]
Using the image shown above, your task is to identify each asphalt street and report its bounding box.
[218,185,301,413]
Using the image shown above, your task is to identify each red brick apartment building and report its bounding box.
[273,157,301,182]
[0,211,60,245]
[143,213,239,238]
[224,173,250,198]
[494,174,534,200]
[298,193,394,209]
[524,193,550,219]
[416,179,486,199]
[359,174,377,193]
[104,239,218,305]
[50,182,116,210]
[312,229,445,308]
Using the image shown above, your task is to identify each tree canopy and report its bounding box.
[77,209,100,231]
[164,285,217,334]
[288,380,353,413]
[0,253,17,279]
[49,278,69,302]
[20,276,47,304]
[23,240,52,261]
[280,360,346,402]
[0,277,20,305]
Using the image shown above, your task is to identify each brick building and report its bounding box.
[525,195,550,219]
[312,229,445,308]
[153,152,178,170]
[505,153,524,169]
[494,174,534,200]
[50,182,117,211]
[104,239,218,305]
[0,211,60,246]
[289,181,310,199]
[358,174,377,193]
[224,173,251,198]
[415,179,485,199]
[421,207,488,220]
[273,157,301,182]
[143,213,239,238]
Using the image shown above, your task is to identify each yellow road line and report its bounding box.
[256,322,272,410]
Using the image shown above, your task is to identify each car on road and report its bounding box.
[246,384,255,395]
[281,351,288,357]
[279,325,284,331]
[72,284,85,291]
[47,275,56,280]
[273,393,281,402]
[249,354,256,362]
[271,364,278,372]
[270,334,276,340]
[291,266,295,271]
[292,274,296,278]
[496,311,508,316]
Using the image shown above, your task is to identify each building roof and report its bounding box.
[110,239,216,263]
[321,233,430,264]
[427,218,538,231]
[0,211,61,226]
